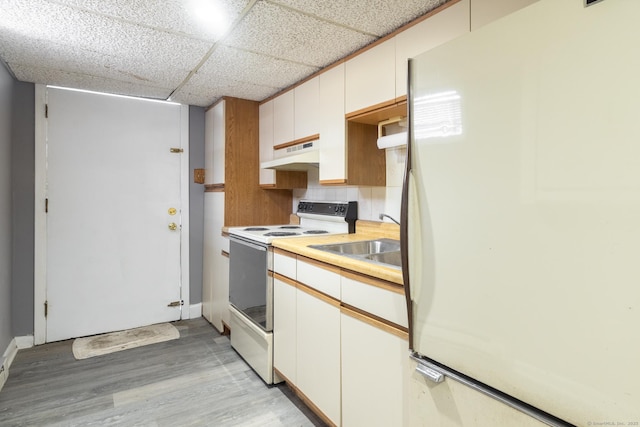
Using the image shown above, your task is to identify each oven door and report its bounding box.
[229,236,273,332]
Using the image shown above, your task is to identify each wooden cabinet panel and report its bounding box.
[345,39,396,115]
[395,0,470,98]
[341,309,408,427]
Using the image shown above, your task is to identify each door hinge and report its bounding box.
[167,300,184,307]
[169,148,183,153]
[44,301,48,317]
[45,198,48,213]
[45,104,48,118]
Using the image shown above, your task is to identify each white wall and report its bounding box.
[293,146,406,224]
[0,63,14,354]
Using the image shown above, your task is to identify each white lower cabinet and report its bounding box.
[273,275,297,383]
[341,308,408,427]
[296,287,341,426]
[202,192,229,332]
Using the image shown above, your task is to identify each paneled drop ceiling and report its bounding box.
[0,0,451,107]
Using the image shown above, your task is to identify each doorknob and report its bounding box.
[168,222,178,231]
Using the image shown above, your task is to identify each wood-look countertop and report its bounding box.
[271,220,403,285]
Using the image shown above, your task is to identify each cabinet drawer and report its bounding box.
[297,256,341,300]
[273,248,296,279]
[341,271,408,328]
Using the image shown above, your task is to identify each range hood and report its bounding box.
[260,139,319,171]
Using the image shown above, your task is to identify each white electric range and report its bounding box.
[226,200,357,384]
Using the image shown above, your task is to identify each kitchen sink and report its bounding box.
[309,239,402,269]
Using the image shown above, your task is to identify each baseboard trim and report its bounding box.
[189,303,202,319]
[16,335,34,349]
[1,338,19,392]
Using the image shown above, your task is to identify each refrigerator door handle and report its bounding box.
[413,356,445,383]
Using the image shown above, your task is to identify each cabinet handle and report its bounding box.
[413,356,444,383]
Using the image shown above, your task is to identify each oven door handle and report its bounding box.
[230,235,269,252]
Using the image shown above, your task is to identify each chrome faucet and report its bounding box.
[379,213,400,225]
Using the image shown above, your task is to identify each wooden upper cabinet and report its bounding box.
[395,0,470,98]
[294,76,320,141]
[273,90,294,148]
[345,38,396,115]
[470,0,539,31]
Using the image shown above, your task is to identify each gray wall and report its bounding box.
[189,106,205,304]
[0,63,13,354]
[11,82,35,336]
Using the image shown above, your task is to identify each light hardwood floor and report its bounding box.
[0,318,326,427]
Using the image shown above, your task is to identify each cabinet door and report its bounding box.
[204,108,215,185]
[202,192,216,322]
[209,191,228,332]
[341,310,408,427]
[296,288,341,426]
[294,76,319,140]
[211,100,225,184]
[319,63,346,184]
[345,39,396,114]
[273,90,294,148]
[273,275,297,383]
[259,100,276,186]
[395,0,470,98]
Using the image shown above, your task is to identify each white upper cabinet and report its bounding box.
[204,107,215,185]
[273,90,294,147]
[318,63,346,184]
[294,76,319,140]
[395,0,470,98]
[470,0,539,31]
[258,100,276,186]
[345,38,396,114]
[211,100,225,184]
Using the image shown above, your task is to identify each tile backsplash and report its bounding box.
[293,146,406,224]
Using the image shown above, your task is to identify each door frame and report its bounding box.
[33,84,191,345]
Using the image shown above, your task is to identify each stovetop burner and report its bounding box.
[279,225,301,229]
[264,231,301,237]
[244,227,269,231]
[304,230,329,234]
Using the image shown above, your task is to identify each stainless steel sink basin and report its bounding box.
[310,239,400,256]
[309,239,401,269]
[365,250,401,267]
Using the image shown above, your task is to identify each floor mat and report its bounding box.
[72,323,179,360]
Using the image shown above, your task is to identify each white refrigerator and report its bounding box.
[403,0,640,425]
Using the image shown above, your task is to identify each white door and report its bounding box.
[45,87,186,342]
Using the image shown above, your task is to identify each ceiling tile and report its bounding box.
[171,77,278,107]
[222,1,375,68]
[269,0,449,37]
[10,63,173,99]
[49,0,252,41]
[191,45,320,91]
